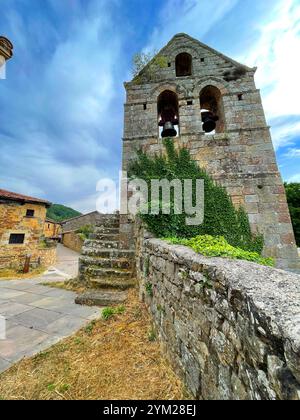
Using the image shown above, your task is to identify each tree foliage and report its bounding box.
[129,138,264,254]
[284,182,300,246]
[47,204,81,222]
[132,51,168,82]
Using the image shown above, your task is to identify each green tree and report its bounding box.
[284,183,300,246]
[47,204,81,222]
[129,138,263,254]
[132,51,168,82]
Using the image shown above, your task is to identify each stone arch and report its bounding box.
[168,44,202,63]
[150,83,186,102]
[199,85,226,134]
[193,77,230,97]
[157,90,180,138]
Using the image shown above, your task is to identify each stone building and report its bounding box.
[122,33,299,271]
[44,218,62,240]
[0,189,56,270]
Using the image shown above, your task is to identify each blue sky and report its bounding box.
[0,0,299,213]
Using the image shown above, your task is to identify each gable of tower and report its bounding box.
[129,33,254,86]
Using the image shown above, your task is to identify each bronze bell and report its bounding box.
[161,121,177,138]
[201,111,219,133]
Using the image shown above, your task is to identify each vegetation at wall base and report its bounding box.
[284,183,300,247]
[47,204,82,222]
[129,138,264,254]
[76,225,93,241]
[166,235,274,267]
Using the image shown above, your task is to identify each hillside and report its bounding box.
[47,204,82,222]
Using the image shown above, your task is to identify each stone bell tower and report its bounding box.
[121,33,299,272]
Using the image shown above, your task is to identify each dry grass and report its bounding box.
[41,279,86,294]
[0,290,189,400]
[0,266,46,280]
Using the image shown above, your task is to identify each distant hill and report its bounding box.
[47,204,82,222]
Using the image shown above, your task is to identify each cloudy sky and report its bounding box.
[0,0,299,213]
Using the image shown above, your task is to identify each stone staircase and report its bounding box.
[78,214,136,291]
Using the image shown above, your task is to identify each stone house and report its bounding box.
[0,189,56,270]
[121,33,299,271]
[44,218,62,240]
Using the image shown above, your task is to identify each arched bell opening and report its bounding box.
[157,90,179,138]
[199,85,225,134]
[176,53,192,77]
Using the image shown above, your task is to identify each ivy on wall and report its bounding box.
[129,138,264,254]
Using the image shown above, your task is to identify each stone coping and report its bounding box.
[145,238,300,363]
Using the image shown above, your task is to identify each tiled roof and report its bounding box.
[0,189,51,207]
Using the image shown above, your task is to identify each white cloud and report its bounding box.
[237,0,300,143]
[145,0,239,52]
[288,173,300,182]
[0,1,125,211]
[271,120,300,150]
[284,148,300,158]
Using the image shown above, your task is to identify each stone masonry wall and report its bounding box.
[136,224,300,400]
[61,212,116,233]
[62,231,84,253]
[0,201,50,270]
[123,33,299,271]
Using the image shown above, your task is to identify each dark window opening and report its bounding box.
[9,234,25,245]
[238,94,243,101]
[143,103,147,110]
[26,209,35,218]
[157,90,179,138]
[168,62,171,67]
[48,224,51,229]
[200,85,225,134]
[175,53,192,77]
[201,58,205,62]
[187,100,193,106]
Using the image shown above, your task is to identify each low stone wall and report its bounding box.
[136,226,300,400]
[0,245,57,271]
[36,246,57,268]
[62,231,84,253]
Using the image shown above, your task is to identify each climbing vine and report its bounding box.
[129,138,264,254]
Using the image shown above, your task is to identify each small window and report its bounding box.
[143,103,147,110]
[48,224,51,229]
[238,94,243,101]
[168,62,171,67]
[176,53,192,77]
[9,234,25,244]
[201,58,205,62]
[187,100,193,106]
[26,209,35,218]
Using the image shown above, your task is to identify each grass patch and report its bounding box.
[0,290,188,400]
[0,266,46,280]
[102,305,126,321]
[166,235,275,267]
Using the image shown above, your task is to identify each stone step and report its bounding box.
[89,277,136,290]
[89,233,120,241]
[94,227,119,235]
[82,248,135,259]
[96,219,120,229]
[84,239,119,250]
[75,290,127,307]
[79,256,133,270]
[81,267,132,279]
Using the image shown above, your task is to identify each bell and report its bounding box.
[201,111,219,133]
[161,121,177,138]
